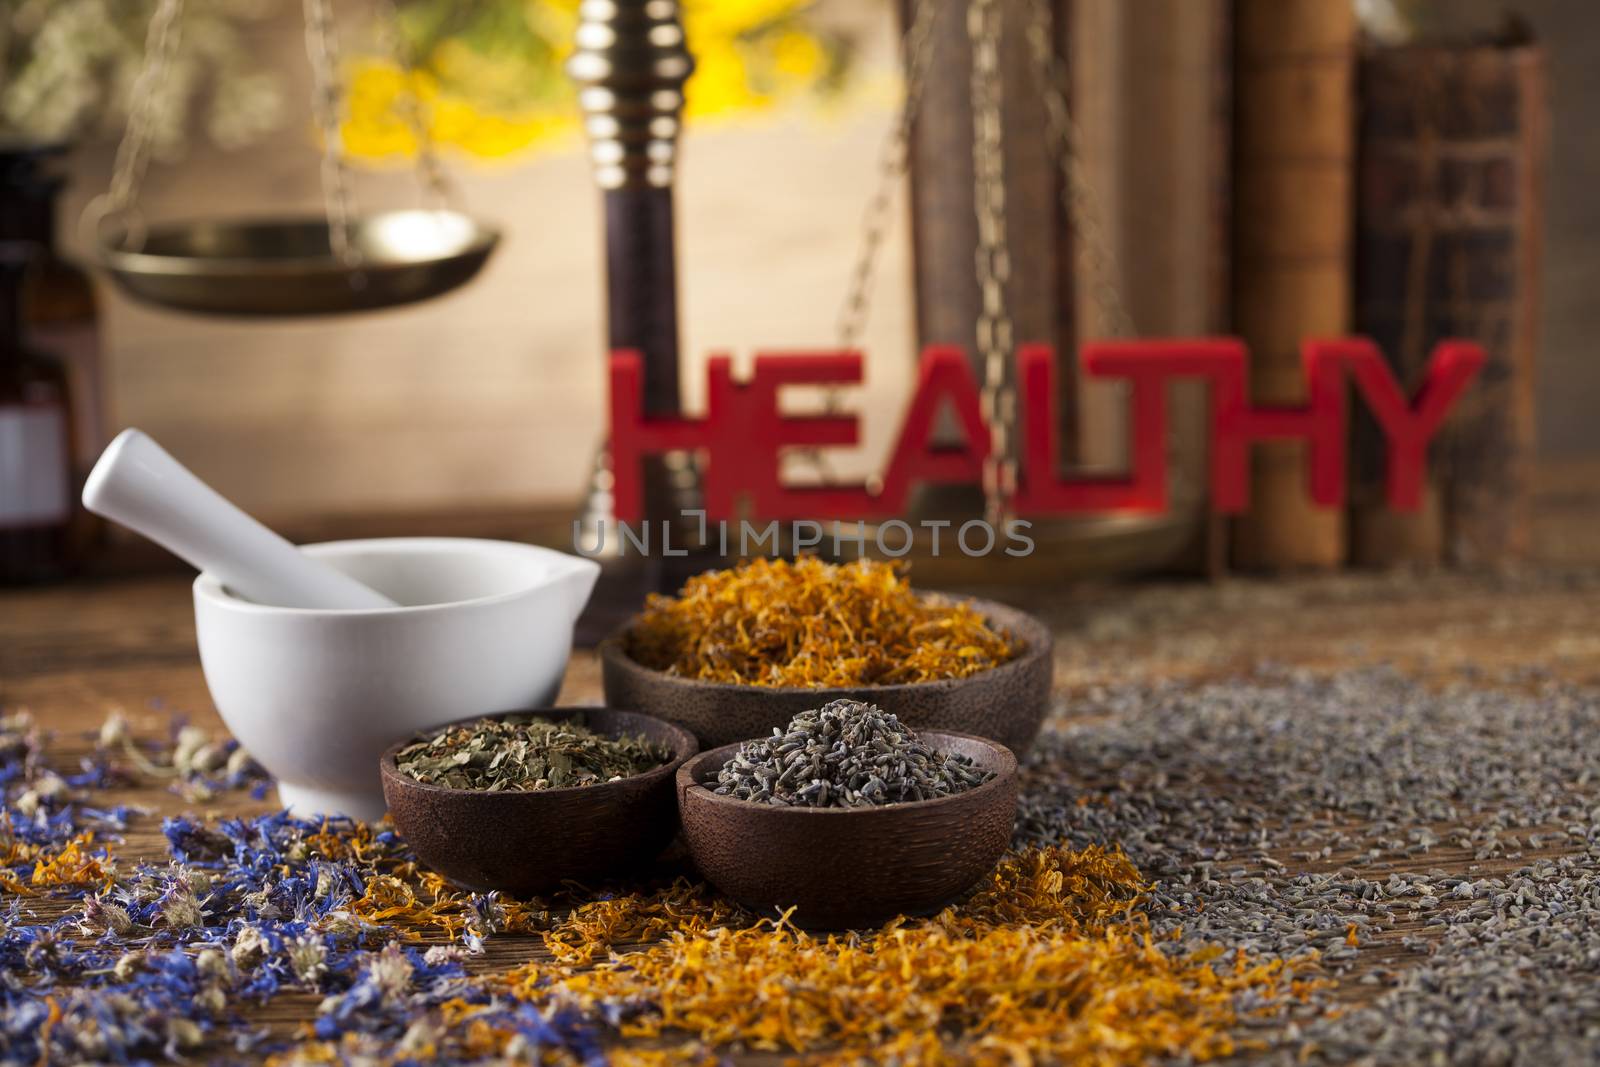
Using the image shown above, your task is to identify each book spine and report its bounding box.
[1353,43,1546,567]
[1230,0,1355,570]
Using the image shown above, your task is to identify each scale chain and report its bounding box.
[82,0,186,250]
[1022,0,1135,340]
[798,0,942,489]
[835,0,943,354]
[773,0,1137,524]
[969,0,1016,526]
[84,0,469,308]
[1022,0,1168,497]
[304,0,361,270]
[375,0,459,213]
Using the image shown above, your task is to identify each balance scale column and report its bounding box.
[568,0,701,638]
[569,0,692,424]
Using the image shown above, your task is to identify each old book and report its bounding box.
[1353,40,1546,567]
[1230,0,1355,570]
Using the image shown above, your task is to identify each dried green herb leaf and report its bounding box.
[395,715,671,792]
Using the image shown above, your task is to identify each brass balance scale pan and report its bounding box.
[97,210,500,317]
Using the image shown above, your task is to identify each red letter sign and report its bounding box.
[607,338,1485,522]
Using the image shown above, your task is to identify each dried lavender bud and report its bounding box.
[395,715,673,792]
[713,699,994,808]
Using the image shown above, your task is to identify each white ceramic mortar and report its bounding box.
[193,537,599,821]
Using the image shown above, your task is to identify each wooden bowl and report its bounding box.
[676,731,1018,929]
[380,707,697,894]
[601,596,1053,753]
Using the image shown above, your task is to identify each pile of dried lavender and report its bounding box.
[1018,665,1600,1064]
[393,715,672,791]
[713,699,993,807]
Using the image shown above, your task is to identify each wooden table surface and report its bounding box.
[7,557,1600,1059]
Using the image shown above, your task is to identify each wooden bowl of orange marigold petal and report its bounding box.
[599,558,1053,752]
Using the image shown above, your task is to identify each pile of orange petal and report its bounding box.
[495,845,1320,1066]
[625,557,1021,687]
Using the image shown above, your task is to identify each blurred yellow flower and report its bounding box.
[772,30,826,79]
[341,0,850,164]
[685,39,767,118]
[343,58,576,162]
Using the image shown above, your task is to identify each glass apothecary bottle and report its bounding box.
[0,143,99,584]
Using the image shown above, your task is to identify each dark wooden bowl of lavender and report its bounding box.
[380,707,697,894]
[675,731,1018,929]
[601,596,1053,753]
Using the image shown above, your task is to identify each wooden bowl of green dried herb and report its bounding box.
[380,708,697,894]
[676,700,1018,929]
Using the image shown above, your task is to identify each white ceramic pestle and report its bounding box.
[82,428,398,610]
